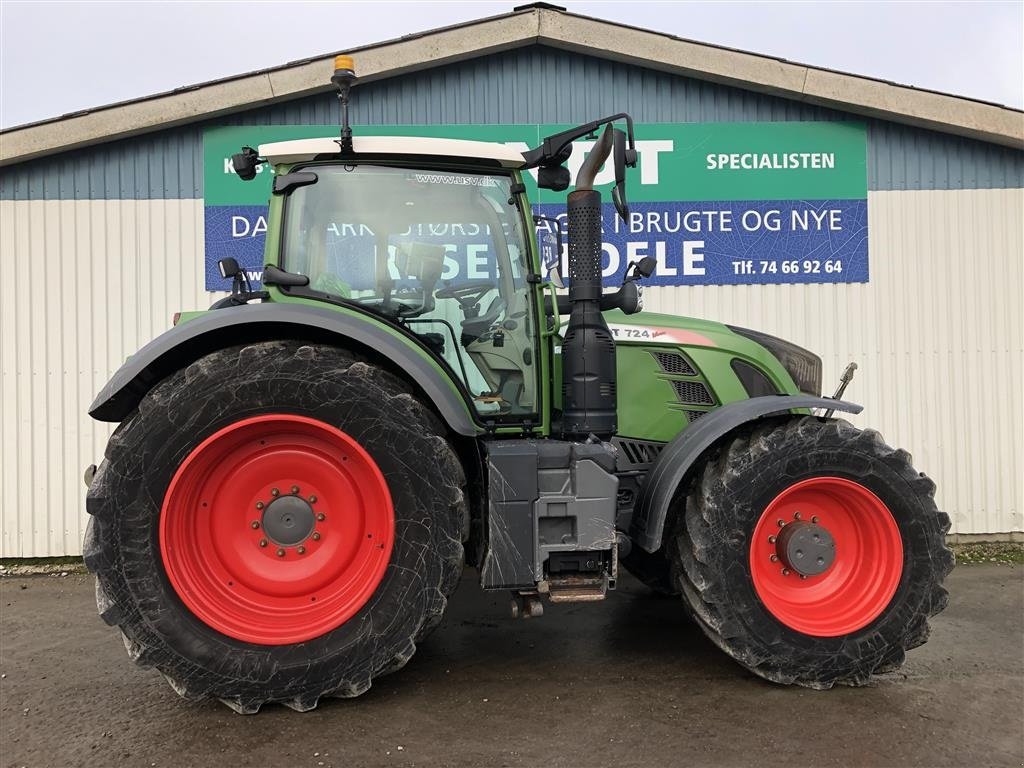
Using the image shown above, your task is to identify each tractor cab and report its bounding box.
[257,138,540,418]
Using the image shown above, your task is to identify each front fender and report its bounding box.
[89,303,481,437]
[630,395,863,553]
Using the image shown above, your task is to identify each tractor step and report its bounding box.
[544,574,608,603]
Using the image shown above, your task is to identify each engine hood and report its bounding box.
[602,309,736,349]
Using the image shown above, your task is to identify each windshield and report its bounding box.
[281,164,538,418]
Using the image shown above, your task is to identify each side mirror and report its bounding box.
[534,214,565,288]
[611,128,629,223]
[231,147,261,181]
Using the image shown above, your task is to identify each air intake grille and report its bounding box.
[652,351,697,376]
[613,438,665,468]
[671,380,714,405]
[685,410,708,423]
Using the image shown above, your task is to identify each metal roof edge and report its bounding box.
[2,5,1021,167]
[536,10,1024,151]
[0,9,543,167]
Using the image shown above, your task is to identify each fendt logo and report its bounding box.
[203,122,868,291]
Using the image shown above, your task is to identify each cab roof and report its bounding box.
[258,136,527,168]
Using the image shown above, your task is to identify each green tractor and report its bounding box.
[83,57,953,713]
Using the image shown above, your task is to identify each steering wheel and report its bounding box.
[434,281,497,307]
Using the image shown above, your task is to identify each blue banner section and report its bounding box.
[204,199,867,290]
[204,205,269,291]
[537,199,868,286]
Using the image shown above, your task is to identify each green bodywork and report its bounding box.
[184,161,801,446]
[601,310,798,442]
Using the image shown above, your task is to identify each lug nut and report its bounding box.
[297,546,306,555]
[770,554,779,562]
[811,515,819,523]
[768,535,776,544]
[251,521,260,529]
[259,539,268,548]
[276,548,286,557]
[800,574,808,580]
[312,532,321,541]
[777,519,785,527]
[781,568,791,576]
[291,485,300,494]
[255,501,264,510]
[271,488,280,497]
[309,495,317,503]
[794,511,802,520]
[316,513,326,522]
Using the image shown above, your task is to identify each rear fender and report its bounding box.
[88,303,481,437]
[629,395,862,552]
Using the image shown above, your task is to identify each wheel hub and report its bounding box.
[262,495,316,547]
[775,521,835,576]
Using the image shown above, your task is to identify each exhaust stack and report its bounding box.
[562,127,617,440]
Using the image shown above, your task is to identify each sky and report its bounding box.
[0,0,1021,130]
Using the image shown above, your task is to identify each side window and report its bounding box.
[281,166,539,419]
[391,219,536,417]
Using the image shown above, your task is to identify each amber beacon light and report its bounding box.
[331,55,358,151]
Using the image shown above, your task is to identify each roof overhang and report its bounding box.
[2,4,1021,167]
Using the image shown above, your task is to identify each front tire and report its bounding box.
[84,341,466,712]
[669,416,953,689]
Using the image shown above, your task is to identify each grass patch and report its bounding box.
[952,542,1024,565]
[0,556,86,576]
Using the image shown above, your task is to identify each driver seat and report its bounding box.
[460,295,506,346]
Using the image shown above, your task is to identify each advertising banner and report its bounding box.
[203,122,867,291]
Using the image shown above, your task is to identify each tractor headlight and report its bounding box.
[727,326,822,396]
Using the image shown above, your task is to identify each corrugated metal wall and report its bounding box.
[0,200,214,556]
[2,188,1020,556]
[4,47,1023,201]
[642,189,1023,538]
[1,44,1022,556]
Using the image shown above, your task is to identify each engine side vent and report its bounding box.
[685,410,708,423]
[671,380,715,405]
[612,437,666,469]
[651,351,697,376]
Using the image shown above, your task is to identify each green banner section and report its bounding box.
[203,121,867,206]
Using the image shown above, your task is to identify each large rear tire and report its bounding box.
[669,416,953,689]
[84,341,466,712]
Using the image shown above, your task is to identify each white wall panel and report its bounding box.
[641,188,1023,537]
[0,199,227,557]
[0,188,1021,556]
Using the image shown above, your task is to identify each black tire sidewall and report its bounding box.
[99,342,463,701]
[687,419,945,673]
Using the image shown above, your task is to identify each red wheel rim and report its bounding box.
[159,414,394,645]
[749,477,903,637]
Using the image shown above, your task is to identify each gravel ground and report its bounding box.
[1,564,1021,768]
